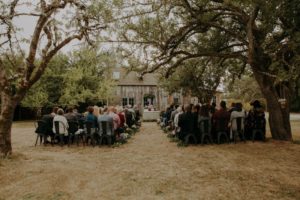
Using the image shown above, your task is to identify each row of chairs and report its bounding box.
[35,120,114,147]
[182,117,265,145]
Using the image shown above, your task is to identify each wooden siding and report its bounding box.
[114,85,169,110]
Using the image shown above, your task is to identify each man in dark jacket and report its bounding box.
[178,104,197,141]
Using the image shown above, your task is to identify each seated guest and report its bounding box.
[73,107,84,120]
[127,105,136,121]
[64,106,78,122]
[166,105,174,125]
[52,108,69,136]
[198,104,211,140]
[117,107,126,131]
[245,100,266,140]
[173,106,183,136]
[133,105,141,123]
[228,102,237,114]
[40,111,55,141]
[170,105,179,128]
[93,106,100,118]
[98,107,114,136]
[229,103,246,140]
[125,108,134,128]
[160,108,168,127]
[50,106,59,117]
[178,104,197,141]
[108,106,121,133]
[212,101,230,140]
[209,102,217,117]
[85,106,98,132]
[41,106,61,137]
[192,104,200,136]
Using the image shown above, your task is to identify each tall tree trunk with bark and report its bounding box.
[252,68,292,141]
[0,92,17,157]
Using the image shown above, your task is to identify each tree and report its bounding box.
[58,48,116,106]
[0,0,110,157]
[160,58,225,103]
[118,0,300,141]
[225,75,264,104]
[21,54,69,108]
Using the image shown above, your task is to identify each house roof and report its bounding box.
[113,67,159,86]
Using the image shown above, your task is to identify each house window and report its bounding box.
[122,98,128,106]
[113,71,120,80]
[129,98,134,106]
[122,97,135,106]
[173,97,179,105]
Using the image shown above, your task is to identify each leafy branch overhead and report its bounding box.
[117,0,300,84]
[0,0,112,102]
[114,0,299,140]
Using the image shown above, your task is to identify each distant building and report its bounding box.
[110,67,168,110]
[110,67,223,110]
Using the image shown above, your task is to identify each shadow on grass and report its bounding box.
[293,140,300,145]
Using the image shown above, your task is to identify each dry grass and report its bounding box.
[0,121,299,200]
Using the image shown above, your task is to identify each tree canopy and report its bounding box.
[21,49,116,108]
[115,0,300,140]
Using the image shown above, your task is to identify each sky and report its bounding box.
[12,1,84,54]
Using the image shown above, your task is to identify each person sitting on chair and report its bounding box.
[85,106,97,129]
[198,104,211,141]
[98,107,115,144]
[178,104,197,142]
[50,107,59,117]
[116,106,126,136]
[212,101,230,141]
[245,100,266,140]
[173,106,183,136]
[98,107,114,140]
[64,106,78,122]
[229,103,246,141]
[108,106,121,135]
[52,108,69,136]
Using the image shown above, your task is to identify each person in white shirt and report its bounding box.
[229,103,246,140]
[53,108,69,136]
[173,106,183,135]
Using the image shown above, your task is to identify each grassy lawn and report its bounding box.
[0,120,299,200]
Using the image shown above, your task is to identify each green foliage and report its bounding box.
[21,54,68,107]
[116,0,300,94]
[224,75,265,110]
[160,58,225,103]
[22,49,117,107]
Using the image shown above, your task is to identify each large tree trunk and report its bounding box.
[0,92,17,158]
[252,69,292,141]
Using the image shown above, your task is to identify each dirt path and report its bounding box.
[0,122,300,200]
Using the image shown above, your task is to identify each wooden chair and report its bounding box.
[84,121,96,146]
[68,121,82,146]
[232,117,246,143]
[184,133,198,145]
[99,121,114,146]
[216,118,229,144]
[252,117,266,142]
[34,120,47,146]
